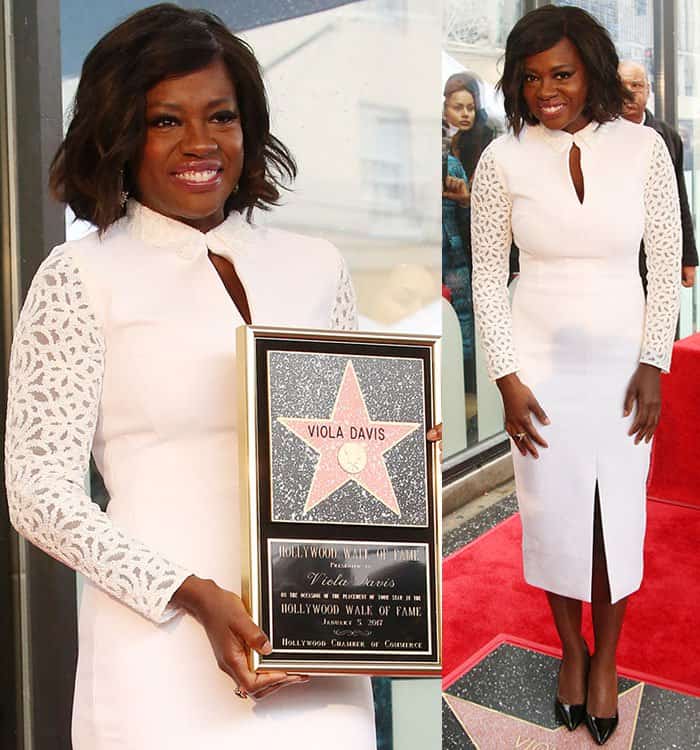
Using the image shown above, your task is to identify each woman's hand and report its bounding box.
[427,423,443,462]
[496,373,550,458]
[172,575,307,700]
[623,363,662,444]
[442,176,470,207]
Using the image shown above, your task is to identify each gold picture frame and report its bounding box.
[237,326,442,676]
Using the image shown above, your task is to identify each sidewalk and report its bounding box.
[441,489,700,749]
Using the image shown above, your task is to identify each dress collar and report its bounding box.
[527,118,603,153]
[124,199,256,261]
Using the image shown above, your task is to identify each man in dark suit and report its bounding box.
[619,60,698,290]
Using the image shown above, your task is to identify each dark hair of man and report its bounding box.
[49,3,297,232]
[498,4,631,136]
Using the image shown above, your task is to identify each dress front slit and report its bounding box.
[591,481,610,602]
[470,117,681,604]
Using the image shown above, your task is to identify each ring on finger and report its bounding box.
[513,432,527,440]
[234,687,248,700]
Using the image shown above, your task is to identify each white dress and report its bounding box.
[5,201,376,749]
[471,118,681,603]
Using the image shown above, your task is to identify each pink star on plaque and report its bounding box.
[278,360,420,516]
[443,683,643,749]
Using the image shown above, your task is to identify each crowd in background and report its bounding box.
[441,72,508,444]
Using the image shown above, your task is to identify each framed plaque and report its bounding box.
[237,326,441,676]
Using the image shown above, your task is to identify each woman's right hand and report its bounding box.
[172,575,308,700]
[497,373,550,458]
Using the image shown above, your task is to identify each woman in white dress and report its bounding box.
[5,5,379,748]
[471,6,680,745]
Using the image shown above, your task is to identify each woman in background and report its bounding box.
[442,135,476,407]
[444,72,498,187]
[442,73,493,434]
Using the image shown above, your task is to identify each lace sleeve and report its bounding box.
[470,146,518,380]
[330,254,358,331]
[5,249,191,623]
[640,134,682,372]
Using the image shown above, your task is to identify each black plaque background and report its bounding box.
[269,540,430,654]
[254,336,438,666]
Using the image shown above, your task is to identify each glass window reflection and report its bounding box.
[441,1,520,460]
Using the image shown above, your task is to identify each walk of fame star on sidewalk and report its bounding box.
[444,683,643,749]
[278,360,421,516]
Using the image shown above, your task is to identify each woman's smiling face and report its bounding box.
[521,37,590,134]
[134,58,244,233]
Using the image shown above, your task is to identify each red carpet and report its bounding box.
[442,501,700,696]
[647,333,700,509]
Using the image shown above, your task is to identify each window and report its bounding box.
[360,105,412,213]
[441,1,522,464]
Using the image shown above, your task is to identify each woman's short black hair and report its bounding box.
[498,4,630,135]
[50,3,296,232]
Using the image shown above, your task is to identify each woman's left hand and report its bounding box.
[623,363,662,444]
[427,423,443,462]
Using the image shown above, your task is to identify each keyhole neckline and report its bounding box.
[207,249,253,325]
[568,143,585,206]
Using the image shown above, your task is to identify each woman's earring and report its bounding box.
[119,169,129,208]
[232,183,239,195]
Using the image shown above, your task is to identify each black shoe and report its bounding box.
[555,699,586,730]
[585,712,619,745]
[555,639,590,731]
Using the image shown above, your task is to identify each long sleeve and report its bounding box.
[5,248,191,623]
[470,144,518,380]
[640,134,682,372]
[330,254,359,331]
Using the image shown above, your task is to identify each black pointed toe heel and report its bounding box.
[555,699,586,731]
[585,712,619,745]
[555,639,590,731]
